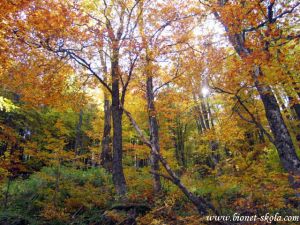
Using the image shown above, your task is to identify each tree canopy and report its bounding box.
[0,0,300,224]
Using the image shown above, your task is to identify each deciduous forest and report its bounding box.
[0,0,300,224]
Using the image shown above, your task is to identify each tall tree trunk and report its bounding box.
[146,74,162,193]
[194,115,203,134]
[200,95,210,130]
[100,46,112,171]
[192,91,206,133]
[207,100,214,128]
[180,125,187,167]
[206,100,219,166]
[214,2,300,173]
[101,97,112,171]
[138,2,162,193]
[111,50,127,196]
[254,67,300,172]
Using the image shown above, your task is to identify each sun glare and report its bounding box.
[202,87,209,97]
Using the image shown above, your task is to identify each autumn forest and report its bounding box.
[0,0,300,224]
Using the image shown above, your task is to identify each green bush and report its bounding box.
[0,166,113,225]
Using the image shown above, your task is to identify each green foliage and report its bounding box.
[0,166,113,225]
[1,0,300,224]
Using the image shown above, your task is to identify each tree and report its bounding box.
[4,0,144,196]
[203,0,300,173]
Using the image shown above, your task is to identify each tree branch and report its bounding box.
[150,170,174,182]
[211,85,275,143]
[122,106,219,216]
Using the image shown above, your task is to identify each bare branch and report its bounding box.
[244,2,300,32]
[150,171,174,182]
[121,53,140,105]
[122,107,151,147]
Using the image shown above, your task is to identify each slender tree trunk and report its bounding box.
[101,98,112,171]
[200,96,210,130]
[207,100,214,128]
[74,109,83,156]
[274,88,293,120]
[180,125,187,167]
[289,96,300,121]
[194,115,203,134]
[192,91,206,133]
[111,50,127,196]
[196,105,206,132]
[146,75,162,193]
[172,121,186,168]
[177,123,186,168]
[286,81,300,121]
[258,130,265,143]
[206,100,219,166]
[99,46,113,171]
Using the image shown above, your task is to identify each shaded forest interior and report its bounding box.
[0,0,300,224]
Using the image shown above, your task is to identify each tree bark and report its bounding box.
[192,91,206,133]
[207,100,214,128]
[146,74,162,193]
[200,95,210,130]
[111,49,127,196]
[174,121,187,168]
[101,98,112,171]
[254,67,300,172]
[214,2,300,173]
[100,45,112,171]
